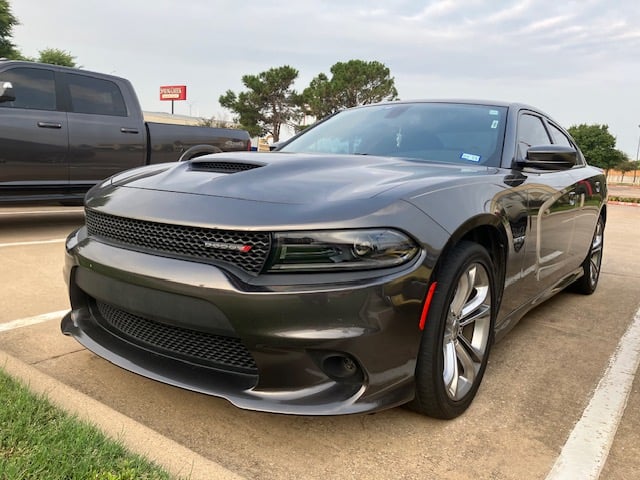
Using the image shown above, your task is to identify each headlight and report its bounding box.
[267,229,419,272]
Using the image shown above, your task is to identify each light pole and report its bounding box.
[635,124,640,184]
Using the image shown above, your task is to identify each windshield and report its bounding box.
[280,102,507,167]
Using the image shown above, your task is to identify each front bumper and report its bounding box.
[62,227,431,415]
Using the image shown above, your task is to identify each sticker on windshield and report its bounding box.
[489,110,499,115]
[491,120,499,129]
[460,153,481,162]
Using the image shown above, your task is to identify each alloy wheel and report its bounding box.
[442,263,492,401]
[589,218,604,287]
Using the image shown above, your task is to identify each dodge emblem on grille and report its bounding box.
[203,241,252,252]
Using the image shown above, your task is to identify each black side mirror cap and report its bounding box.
[515,145,577,170]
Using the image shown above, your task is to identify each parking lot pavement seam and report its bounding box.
[0,209,84,216]
[0,310,70,333]
[545,304,640,480]
[0,349,245,480]
[0,238,66,248]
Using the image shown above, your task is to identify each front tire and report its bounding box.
[410,241,496,419]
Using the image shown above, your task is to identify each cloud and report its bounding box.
[9,0,640,155]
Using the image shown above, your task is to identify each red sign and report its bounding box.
[159,85,187,101]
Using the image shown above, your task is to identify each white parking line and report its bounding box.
[546,305,640,480]
[0,310,69,333]
[0,209,83,215]
[0,239,66,248]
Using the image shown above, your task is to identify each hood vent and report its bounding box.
[189,160,264,174]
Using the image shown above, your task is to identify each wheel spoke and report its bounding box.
[590,252,601,283]
[591,219,604,252]
[443,339,459,397]
[459,304,491,329]
[450,269,474,317]
[458,330,485,364]
[455,341,478,383]
[461,285,489,319]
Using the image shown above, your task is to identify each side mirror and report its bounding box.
[516,145,577,170]
[0,81,15,103]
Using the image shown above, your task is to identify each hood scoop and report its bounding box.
[189,159,265,174]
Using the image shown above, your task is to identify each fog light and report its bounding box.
[321,354,363,382]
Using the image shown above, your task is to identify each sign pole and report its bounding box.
[171,100,174,115]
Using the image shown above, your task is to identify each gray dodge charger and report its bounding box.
[62,100,606,418]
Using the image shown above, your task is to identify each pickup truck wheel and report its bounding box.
[178,145,222,162]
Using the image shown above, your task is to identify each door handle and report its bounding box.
[120,127,139,134]
[37,121,62,129]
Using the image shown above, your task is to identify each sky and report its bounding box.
[10,0,640,157]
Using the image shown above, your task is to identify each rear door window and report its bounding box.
[64,73,127,116]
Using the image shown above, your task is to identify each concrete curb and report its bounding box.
[0,349,244,480]
[608,200,640,207]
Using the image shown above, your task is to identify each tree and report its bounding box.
[567,124,626,175]
[300,60,399,119]
[0,0,20,59]
[0,2,78,64]
[219,65,300,141]
[197,116,238,129]
[618,159,637,181]
[37,48,76,67]
[298,72,333,120]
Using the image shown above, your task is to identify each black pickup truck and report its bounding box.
[0,60,251,203]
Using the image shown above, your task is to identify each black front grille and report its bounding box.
[96,301,258,374]
[190,161,263,173]
[85,209,271,274]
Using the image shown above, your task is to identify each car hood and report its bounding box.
[109,152,498,205]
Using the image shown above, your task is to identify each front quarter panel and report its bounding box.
[406,174,541,330]
[407,176,509,238]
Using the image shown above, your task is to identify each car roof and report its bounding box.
[351,99,553,122]
[0,59,124,82]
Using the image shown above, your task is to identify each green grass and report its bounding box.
[609,195,640,203]
[0,368,172,480]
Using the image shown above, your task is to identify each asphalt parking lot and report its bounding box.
[1,201,639,480]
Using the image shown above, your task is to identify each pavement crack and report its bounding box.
[30,348,87,366]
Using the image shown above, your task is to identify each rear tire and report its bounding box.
[570,215,604,295]
[410,241,496,419]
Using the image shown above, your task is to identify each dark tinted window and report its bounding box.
[0,67,56,111]
[548,123,572,147]
[280,103,508,167]
[517,114,551,158]
[65,73,127,116]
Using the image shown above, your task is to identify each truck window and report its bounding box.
[65,73,127,116]
[0,67,56,111]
